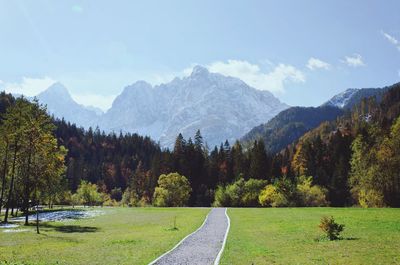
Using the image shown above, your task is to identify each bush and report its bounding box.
[242,179,268,207]
[297,176,328,206]
[121,188,139,207]
[213,186,231,207]
[213,178,268,207]
[358,189,385,208]
[319,216,344,240]
[110,188,123,201]
[274,177,297,206]
[153,173,191,207]
[259,185,288,207]
[73,181,103,206]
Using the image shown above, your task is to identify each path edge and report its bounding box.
[213,207,231,265]
[148,208,213,265]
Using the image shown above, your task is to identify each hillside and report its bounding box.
[241,106,344,153]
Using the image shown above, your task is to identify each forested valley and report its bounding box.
[0,82,399,223]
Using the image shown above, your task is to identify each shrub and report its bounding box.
[259,185,288,207]
[274,177,297,206]
[358,189,385,208]
[121,188,137,207]
[213,186,231,207]
[225,178,246,206]
[319,216,344,240]
[153,173,191,207]
[110,188,123,201]
[73,181,103,206]
[297,176,328,206]
[242,179,268,207]
[213,178,268,207]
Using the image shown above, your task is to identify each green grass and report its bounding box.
[0,207,209,265]
[221,208,400,265]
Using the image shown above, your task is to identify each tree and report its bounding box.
[349,134,384,207]
[242,178,268,207]
[259,185,288,207]
[213,178,267,207]
[75,181,102,207]
[296,176,328,207]
[375,117,400,206]
[249,140,269,180]
[153,173,191,207]
[2,99,30,223]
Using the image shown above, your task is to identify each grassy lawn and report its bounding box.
[0,207,209,265]
[221,208,400,265]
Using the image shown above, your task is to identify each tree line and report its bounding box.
[1,83,400,214]
[0,96,66,233]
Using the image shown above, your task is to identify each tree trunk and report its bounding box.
[4,138,18,223]
[36,202,40,234]
[35,172,40,234]
[0,140,9,219]
[24,151,32,226]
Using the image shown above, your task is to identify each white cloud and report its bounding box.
[1,76,56,96]
[201,60,305,93]
[342,54,365,67]
[306,57,331,70]
[71,93,116,112]
[381,31,400,51]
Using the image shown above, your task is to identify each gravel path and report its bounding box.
[150,208,230,265]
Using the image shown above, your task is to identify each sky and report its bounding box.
[0,0,399,111]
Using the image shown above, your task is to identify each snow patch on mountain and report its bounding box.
[323,88,359,108]
[100,66,289,147]
[31,66,289,148]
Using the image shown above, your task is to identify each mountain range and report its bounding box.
[32,66,289,148]
[36,83,102,128]
[241,82,398,153]
[28,67,396,151]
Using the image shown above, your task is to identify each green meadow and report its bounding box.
[221,208,400,265]
[0,207,209,265]
[1,207,400,265]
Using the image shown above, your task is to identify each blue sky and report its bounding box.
[0,0,399,110]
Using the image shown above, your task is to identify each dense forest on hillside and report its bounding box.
[0,83,399,217]
[241,105,344,153]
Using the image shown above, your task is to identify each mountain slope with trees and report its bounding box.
[241,106,344,153]
[1,81,399,211]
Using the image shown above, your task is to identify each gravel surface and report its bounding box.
[152,208,229,265]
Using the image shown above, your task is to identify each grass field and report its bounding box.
[220,208,400,265]
[0,207,209,265]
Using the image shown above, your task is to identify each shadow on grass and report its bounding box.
[314,236,360,242]
[54,225,99,233]
[28,223,99,233]
[340,237,360,241]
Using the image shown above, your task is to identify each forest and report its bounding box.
[0,82,399,223]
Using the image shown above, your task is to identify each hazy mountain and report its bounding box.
[100,66,289,147]
[241,106,344,153]
[36,82,100,127]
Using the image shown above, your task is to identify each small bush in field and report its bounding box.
[319,216,344,240]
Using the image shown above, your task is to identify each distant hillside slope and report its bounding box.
[241,82,400,154]
[322,83,398,110]
[241,106,343,153]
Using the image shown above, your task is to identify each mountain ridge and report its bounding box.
[30,66,289,148]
